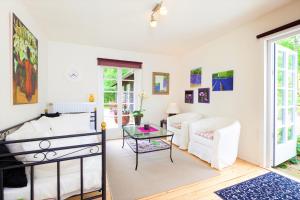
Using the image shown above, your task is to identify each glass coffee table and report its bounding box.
[122,124,174,170]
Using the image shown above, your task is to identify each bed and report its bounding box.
[0,110,106,200]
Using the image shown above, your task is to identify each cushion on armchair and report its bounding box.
[195,131,214,140]
[171,122,182,129]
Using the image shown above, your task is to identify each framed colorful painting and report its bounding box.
[190,67,202,88]
[185,90,194,104]
[212,70,233,91]
[198,88,210,103]
[12,13,38,105]
[152,72,169,95]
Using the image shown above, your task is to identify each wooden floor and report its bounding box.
[68,149,270,200]
[141,159,268,200]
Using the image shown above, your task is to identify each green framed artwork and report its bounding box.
[212,70,234,91]
[190,67,202,88]
[12,13,38,105]
[152,72,169,95]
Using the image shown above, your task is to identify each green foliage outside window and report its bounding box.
[277,35,300,69]
[277,36,300,107]
[103,68,133,106]
[297,136,300,156]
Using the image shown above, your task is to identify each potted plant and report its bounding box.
[133,110,143,126]
[113,105,130,126]
[133,92,147,125]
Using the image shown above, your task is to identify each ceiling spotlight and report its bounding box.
[150,15,157,28]
[149,1,167,27]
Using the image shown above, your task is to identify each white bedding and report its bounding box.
[4,156,102,200]
[4,113,102,199]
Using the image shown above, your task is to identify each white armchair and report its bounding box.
[167,112,204,150]
[188,117,241,170]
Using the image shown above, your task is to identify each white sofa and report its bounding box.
[167,112,204,150]
[188,117,240,170]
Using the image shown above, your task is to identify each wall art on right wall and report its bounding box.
[198,88,210,103]
[152,72,170,95]
[212,70,234,91]
[190,67,202,88]
[185,90,194,104]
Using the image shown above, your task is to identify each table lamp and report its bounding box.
[166,103,180,117]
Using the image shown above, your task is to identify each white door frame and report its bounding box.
[265,27,300,167]
[97,67,142,139]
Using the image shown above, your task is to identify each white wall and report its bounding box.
[179,0,300,166]
[0,0,48,130]
[47,41,181,134]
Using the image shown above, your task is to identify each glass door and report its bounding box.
[102,67,138,138]
[103,67,119,129]
[121,68,135,126]
[274,43,298,166]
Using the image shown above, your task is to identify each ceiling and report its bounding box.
[22,0,293,55]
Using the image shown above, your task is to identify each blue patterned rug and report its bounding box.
[215,172,300,200]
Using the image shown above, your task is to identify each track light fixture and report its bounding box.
[150,15,158,28]
[149,1,167,28]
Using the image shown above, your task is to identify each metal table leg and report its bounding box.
[170,135,174,163]
[122,129,125,148]
[135,139,138,170]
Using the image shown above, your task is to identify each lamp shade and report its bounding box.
[166,103,180,114]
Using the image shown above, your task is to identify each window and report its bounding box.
[103,67,137,129]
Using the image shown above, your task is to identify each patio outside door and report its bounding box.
[273,43,298,166]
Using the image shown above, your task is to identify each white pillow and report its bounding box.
[48,116,74,135]
[63,113,91,133]
[6,122,51,161]
[31,116,52,133]
[6,123,30,160]
[49,113,92,136]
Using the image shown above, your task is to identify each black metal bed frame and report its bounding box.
[0,111,106,200]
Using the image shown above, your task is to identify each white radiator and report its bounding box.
[49,102,97,113]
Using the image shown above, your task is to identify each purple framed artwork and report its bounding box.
[190,67,202,88]
[198,88,210,103]
[185,90,194,104]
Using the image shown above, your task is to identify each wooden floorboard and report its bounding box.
[68,145,270,200]
[140,159,268,200]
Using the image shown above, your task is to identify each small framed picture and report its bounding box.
[185,90,194,104]
[190,67,202,88]
[198,88,210,103]
[152,72,170,95]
